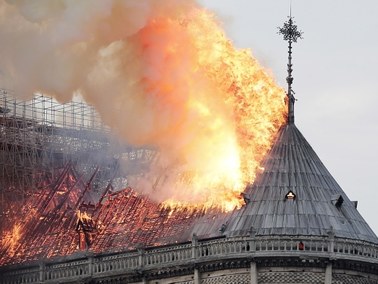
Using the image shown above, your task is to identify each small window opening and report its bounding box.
[298,241,304,250]
[285,190,296,200]
[241,192,251,204]
[331,194,344,208]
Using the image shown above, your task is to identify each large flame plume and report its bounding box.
[0,0,286,210]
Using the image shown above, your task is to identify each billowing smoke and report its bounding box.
[0,0,286,209]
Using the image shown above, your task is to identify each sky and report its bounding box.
[200,0,378,234]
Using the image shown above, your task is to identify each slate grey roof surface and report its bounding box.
[222,123,378,243]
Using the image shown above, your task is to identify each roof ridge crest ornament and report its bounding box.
[278,4,303,124]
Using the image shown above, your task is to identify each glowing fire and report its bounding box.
[138,9,287,210]
[76,210,93,223]
[1,223,22,256]
[0,2,287,216]
[0,1,289,266]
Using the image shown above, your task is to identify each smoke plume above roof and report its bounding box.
[0,0,286,208]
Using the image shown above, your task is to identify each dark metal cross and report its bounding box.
[278,17,303,43]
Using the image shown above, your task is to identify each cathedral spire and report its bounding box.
[278,8,303,124]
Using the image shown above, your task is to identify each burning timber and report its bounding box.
[0,91,231,268]
[0,162,214,266]
[1,91,196,264]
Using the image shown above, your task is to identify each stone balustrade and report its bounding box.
[93,251,139,275]
[143,243,192,266]
[1,235,377,284]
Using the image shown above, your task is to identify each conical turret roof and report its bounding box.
[224,123,378,243]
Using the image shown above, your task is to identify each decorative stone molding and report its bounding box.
[201,273,250,284]
[258,271,324,283]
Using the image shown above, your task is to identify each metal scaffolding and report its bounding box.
[0,90,156,200]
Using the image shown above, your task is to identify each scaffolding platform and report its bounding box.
[0,90,156,198]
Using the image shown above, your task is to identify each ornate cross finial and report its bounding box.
[278,17,303,43]
[278,14,303,124]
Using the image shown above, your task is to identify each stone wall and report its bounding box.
[333,271,378,284]
[258,267,324,284]
[127,268,378,284]
[201,269,250,284]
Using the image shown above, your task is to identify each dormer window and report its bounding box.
[241,192,251,205]
[285,190,296,200]
[331,194,344,208]
[352,201,358,209]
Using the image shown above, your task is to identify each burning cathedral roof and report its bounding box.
[1,2,377,272]
[1,108,377,267]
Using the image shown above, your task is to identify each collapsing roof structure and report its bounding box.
[0,163,215,266]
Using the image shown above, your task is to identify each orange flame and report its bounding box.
[138,9,287,210]
[76,210,93,223]
[1,223,22,257]
[0,2,287,212]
